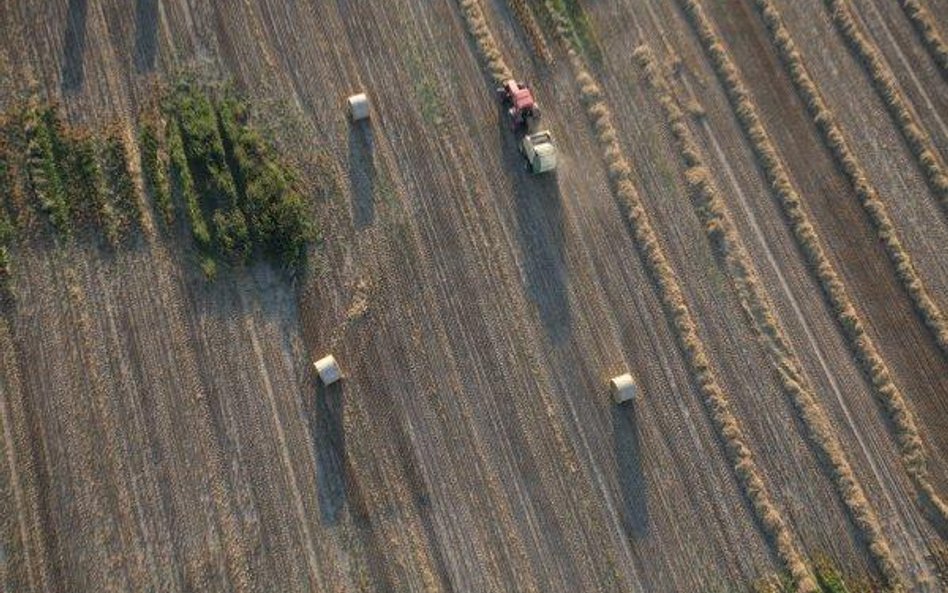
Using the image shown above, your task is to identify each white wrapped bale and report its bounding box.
[347,93,370,122]
[610,373,637,404]
[314,355,342,386]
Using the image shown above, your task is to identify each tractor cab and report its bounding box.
[497,79,541,131]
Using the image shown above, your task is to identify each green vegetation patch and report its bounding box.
[214,91,313,268]
[63,130,103,226]
[812,557,860,593]
[167,116,211,251]
[162,81,315,271]
[167,80,250,261]
[0,81,317,288]
[23,104,71,235]
[101,130,140,244]
[541,0,603,63]
[139,116,173,226]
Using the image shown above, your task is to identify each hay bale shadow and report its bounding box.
[305,379,347,524]
[612,402,648,537]
[348,122,375,230]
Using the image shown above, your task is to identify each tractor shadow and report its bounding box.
[306,379,348,525]
[133,0,159,73]
[61,0,88,93]
[499,112,570,340]
[348,122,376,230]
[612,402,649,537]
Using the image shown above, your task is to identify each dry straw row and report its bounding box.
[457,0,514,83]
[826,0,948,218]
[538,2,816,590]
[506,0,554,65]
[635,43,901,589]
[679,0,948,526]
[752,0,948,358]
[898,0,948,78]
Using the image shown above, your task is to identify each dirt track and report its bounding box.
[0,0,946,592]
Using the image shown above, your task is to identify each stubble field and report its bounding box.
[0,0,947,591]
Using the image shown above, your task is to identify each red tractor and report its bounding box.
[496,79,541,131]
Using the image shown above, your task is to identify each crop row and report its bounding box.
[679,0,948,528]
[101,128,144,243]
[138,113,173,227]
[23,102,71,235]
[825,0,948,218]
[635,43,900,588]
[537,1,816,590]
[15,102,139,244]
[898,0,948,78]
[749,0,948,357]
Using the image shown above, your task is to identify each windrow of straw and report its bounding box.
[506,0,554,64]
[635,43,901,588]
[457,0,514,83]
[898,0,948,78]
[826,0,948,218]
[679,0,948,527]
[750,0,948,358]
[538,2,816,590]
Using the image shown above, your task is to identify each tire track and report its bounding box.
[238,291,329,593]
[18,249,121,593]
[303,5,550,586]
[0,318,43,593]
[143,246,257,593]
[862,0,948,141]
[451,1,756,589]
[100,255,187,593]
[531,2,818,590]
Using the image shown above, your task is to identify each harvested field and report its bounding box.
[0,1,946,592]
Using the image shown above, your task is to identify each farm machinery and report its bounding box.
[496,79,557,174]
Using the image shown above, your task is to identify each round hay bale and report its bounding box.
[347,93,370,122]
[314,355,342,386]
[610,373,637,404]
